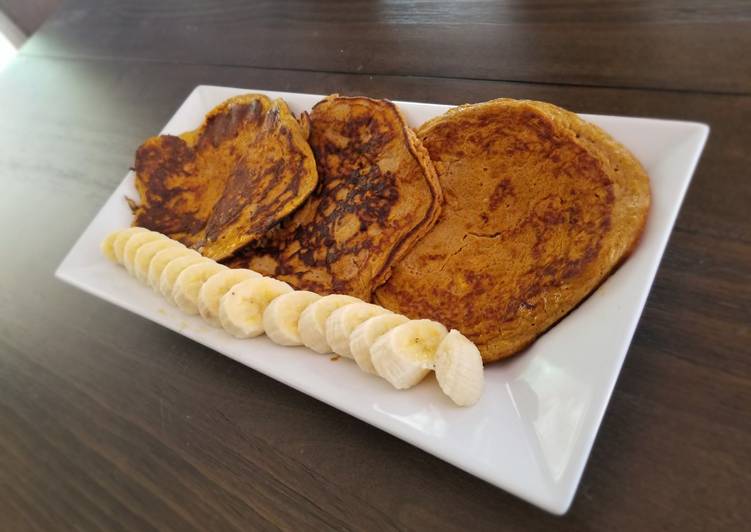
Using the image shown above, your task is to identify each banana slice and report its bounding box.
[159,254,210,301]
[198,268,262,327]
[298,295,361,353]
[101,229,126,262]
[147,246,200,290]
[370,319,448,389]
[263,291,322,346]
[325,303,390,358]
[111,227,148,264]
[133,239,185,283]
[219,277,293,338]
[172,261,228,315]
[434,330,484,406]
[123,231,166,274]
[350,313,409,374]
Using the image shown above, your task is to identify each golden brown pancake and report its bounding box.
[375,99,651,363]
[132,94,317,260]
[225,95,442,300]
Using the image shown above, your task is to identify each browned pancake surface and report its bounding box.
[375,99,650,362]
[225,95,442,300]
[133,94,317,260]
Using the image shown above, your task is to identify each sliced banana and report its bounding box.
[101,229,478,403]
[219,277,293,338]
[370,319,448,389]
[123,231,166,274]
[325,303,390,358]
[172,261,228,315]
[263,291,322,346]
[434,330,484,407]
[197,268,262,327]
[111,227,148,264]
[101,228,125,262]
[147,246,200,290]
[298,294,361,353]
[350,313,409,374]
[159,254,210,301]
[133,238,185,283]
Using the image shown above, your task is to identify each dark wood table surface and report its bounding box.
[1,1,749,530]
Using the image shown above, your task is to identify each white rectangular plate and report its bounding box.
[56,86,708,514]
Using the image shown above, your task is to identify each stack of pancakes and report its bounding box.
[132,94,650,363]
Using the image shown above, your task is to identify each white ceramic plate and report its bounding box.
[55,86,708,514]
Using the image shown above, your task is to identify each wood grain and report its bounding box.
[0,54,749,530]
[20,0,751,94]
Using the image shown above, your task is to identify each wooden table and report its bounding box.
[1,1,749,530]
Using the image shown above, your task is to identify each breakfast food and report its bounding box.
[349,313,409,374]
[133,239,185,283]
[218,277,294,338]
[147,246,200,290]
[325,302,390,358]
[371,319,448,389]
[434,330,485,407]
[122,231,166,274]
[198,269,262,327]
[262,291,322,346]
[101,227,484,406]
[132,94,318,260]
[106,226,147,263]
[99,92,655,407]
[298,294,361,353]
[225,95,443,300]
[375,99,651,362]
[159,254,210,300]
[172,261,228,315]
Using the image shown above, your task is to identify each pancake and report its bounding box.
[375,98,651,362]
[224,95,442,300]
[132,94,318,260]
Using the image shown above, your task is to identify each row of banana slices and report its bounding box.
[101,227,484,406]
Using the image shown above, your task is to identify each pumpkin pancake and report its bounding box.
[224,95,442,300]
[375,99,651,363]
[132,94,317,260]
